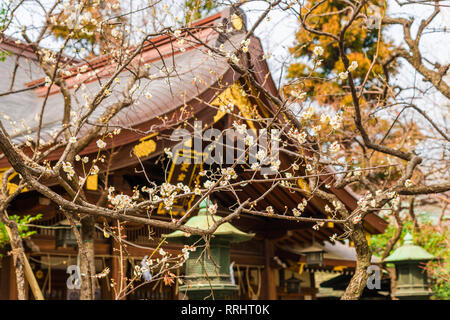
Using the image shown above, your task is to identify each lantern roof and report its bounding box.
[299,243,325,254]
[53,219,80,228]
[384,233,435,263]
[164,198,254,243]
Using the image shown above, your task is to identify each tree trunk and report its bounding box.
[408,197,419,232]
[381,210,403,261]
[6,222,27,300]
[79,216,96,300]
[341,225,372,300]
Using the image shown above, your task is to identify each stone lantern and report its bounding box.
[384,233,435,300]
[164,198,254,300]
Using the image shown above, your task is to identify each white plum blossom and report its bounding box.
[339,71,348,80]
[208,203,218,215]
[301,107,315,120]
[241,39,250,53]
[251,162,260,170]
[329,141,340,153]
[78,177,86,186]
[292,208,302,217]
[108,193,135,210]
[204,180,214,189]
[270,159,281,172]
[91,165,99,175]
[290,90,307,100]
[221,167,237,180]
[348,61,358,72]
[219,103,234,113]
[352,214,362,224]
[232,121,247,135]
[244,135,255,146]
[62,162,75,180]
[164,148,173,158]
[313,46,324,56]
[256,150,267,162]
[96,139,106,149]
[288,128,307,144]
[293,200,307,217]
[330,114,343,130]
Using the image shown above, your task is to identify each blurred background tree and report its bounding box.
[184,0,218,23]
[285,0,425,191]
[48,0,125,57]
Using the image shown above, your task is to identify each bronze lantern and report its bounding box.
[285,274,303,294]
[164,197,254,300]
[384,233,435,300]
[54,219,80,249]
[301,243,325,267]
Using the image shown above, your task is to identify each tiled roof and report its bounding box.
[0,9,246,145]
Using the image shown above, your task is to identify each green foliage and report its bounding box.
[184,0,217,23]
[370,220,413,258]
[0,222,7,247]
[0,3,12,62]
[0,5,8,28]
[0,50,11,62]
[371,219,450,300]
[0,214,42,258]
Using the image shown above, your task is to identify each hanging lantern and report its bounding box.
[285,274,303,294]
[384,233,436,300]
[164,197,254,300]
[54,219,80,249]
[301,244,325,267]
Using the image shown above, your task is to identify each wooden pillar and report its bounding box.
[261,239,277,300]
